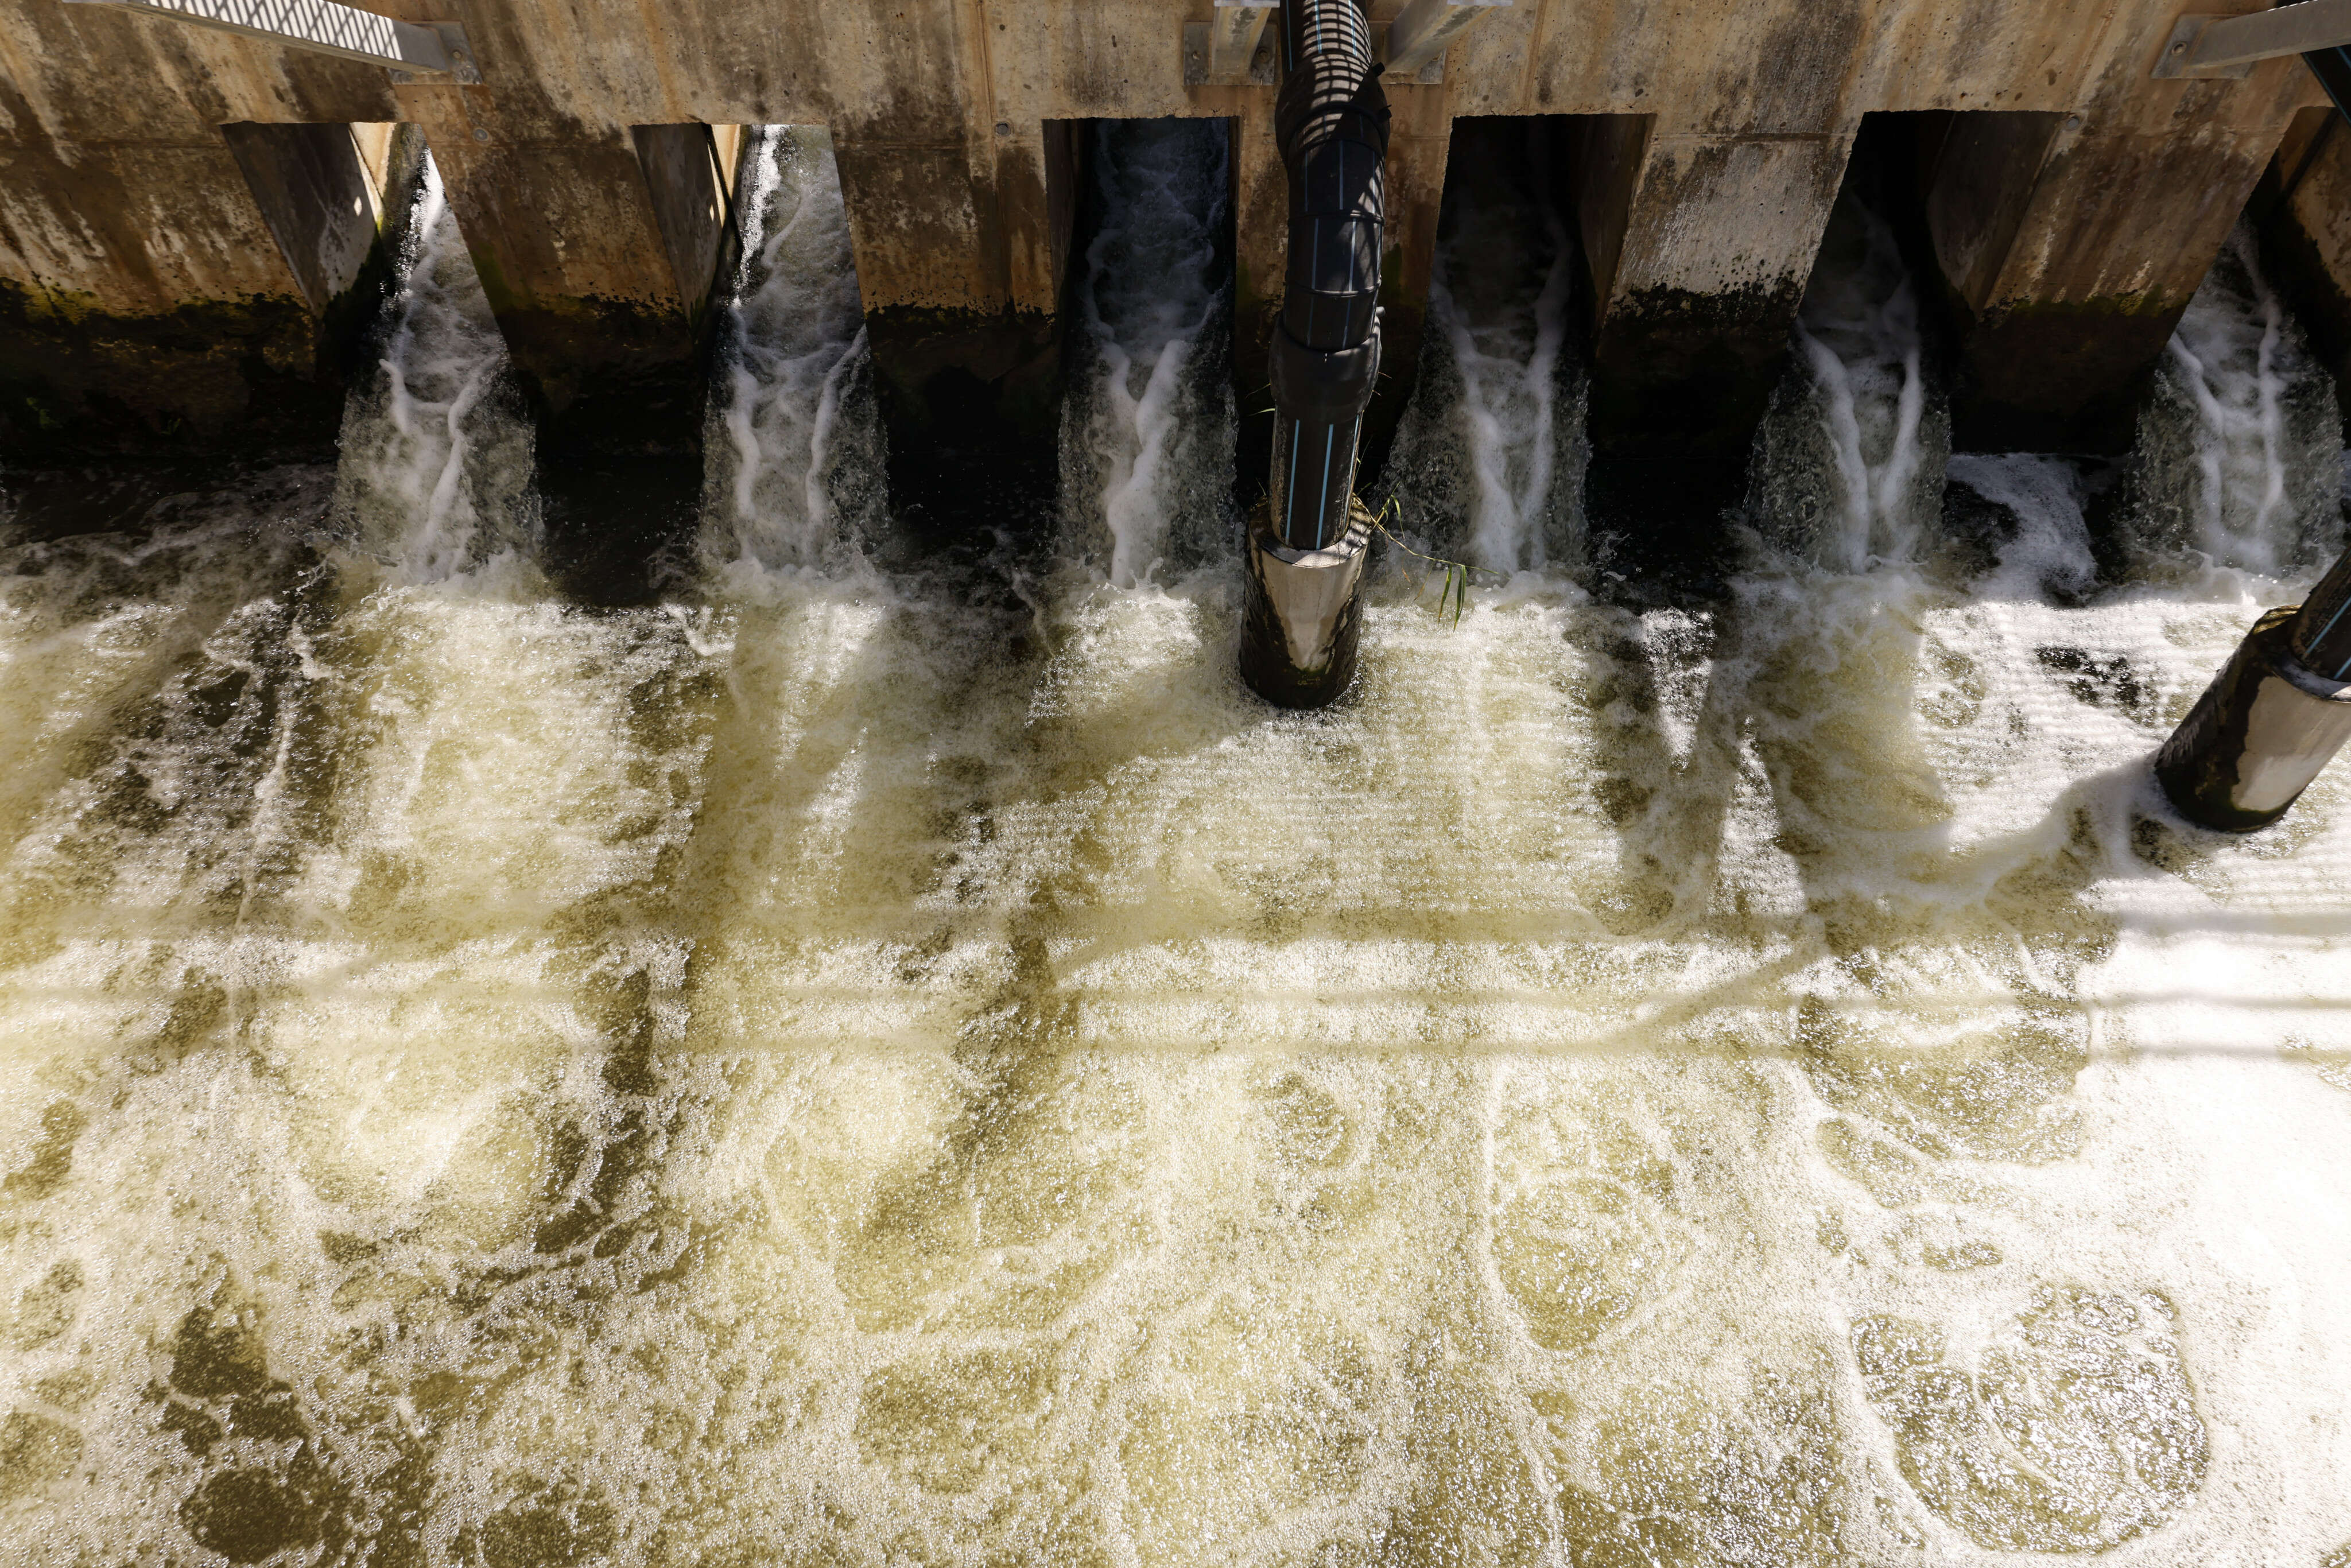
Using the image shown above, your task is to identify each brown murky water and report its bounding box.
[2,125,2349,1566]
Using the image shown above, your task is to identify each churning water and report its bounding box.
[4,123,2351,1566]
[705,126,881,576]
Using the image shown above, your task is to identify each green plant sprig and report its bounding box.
[1365,496,1502,628]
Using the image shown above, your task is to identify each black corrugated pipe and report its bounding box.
[1239,0,1391,708]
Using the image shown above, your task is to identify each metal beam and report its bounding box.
[63,0,479,81]
[2154,0,2351,79]
[1383,0,1511,81]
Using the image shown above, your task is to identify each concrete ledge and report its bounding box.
[0,125,414,459]
[0,284,327,455]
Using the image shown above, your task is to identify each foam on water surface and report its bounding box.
[3,132,2351,1565]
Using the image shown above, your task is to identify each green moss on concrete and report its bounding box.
[0,278,344,460]
[1952,290,2195,455]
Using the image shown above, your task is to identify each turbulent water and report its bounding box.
[705,126,882,575]
[5,123,2351,1567]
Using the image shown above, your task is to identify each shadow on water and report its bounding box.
[1,459,330,548]
[537,455,707,607]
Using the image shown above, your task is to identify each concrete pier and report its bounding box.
[0,0,413,455]
[395,102,738,457]
[832,115,1081,527]
[1923,79,2311,455]
[1572,115,1854,542]
[2,0,2339,532]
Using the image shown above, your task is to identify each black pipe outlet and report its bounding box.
[1243,0,1391,707]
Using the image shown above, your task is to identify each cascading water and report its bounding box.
[1062,119,1237,587]
[2120,224,2345,583]
[1754,192,1949,574]
[703,125,882,576]
[6,114,2351,1567]
[1380,126,1584,577]
[332,151,540,583]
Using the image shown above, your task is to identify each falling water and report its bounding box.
[1381,131,1585,576]
[703,126,881,575]
[2120,225,2345,582]
[5,123,2351,1567]
[1756,193,1949,573]
[331,151,539,582]
[1061,119,1236,584]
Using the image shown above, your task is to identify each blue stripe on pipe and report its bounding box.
[1315,424,1336,550]
[2304,595,2351,677]
[1308,222,1320,343]
[2302,593,2351,677]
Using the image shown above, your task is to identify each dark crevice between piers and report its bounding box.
[870,304,1067,562]
[513,286,735,607]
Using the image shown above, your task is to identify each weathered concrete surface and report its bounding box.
[2259,107,2351,433]
[0,0,736,461]
[0,0,2337,475]
[0,140,320,456]
[832,107,1081,526]
[391,82,732,456]
[634,122,741,337]
[1572,115,1854,539]
[0,2,409,455]
[1924,79,2315,452]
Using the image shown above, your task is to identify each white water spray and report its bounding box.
[1770,196,1943,572]
[1946,453,2101,600]
[332,152,537,582]
[10,121,2351,1568]
[1064,120,1234,585]
[1382,136,1584,576]
[704,127,877,573]
[1441,227,1575,576]
[2127,226,2344,581]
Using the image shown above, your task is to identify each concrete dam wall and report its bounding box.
[8,0,2351,531]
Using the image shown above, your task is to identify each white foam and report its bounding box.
[5,134,2351,1568]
